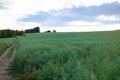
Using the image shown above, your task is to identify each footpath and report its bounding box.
[0,42,16,80]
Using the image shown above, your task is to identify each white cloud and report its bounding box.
[42,24,120,32]
[96,15,120,21]
[74,0,120,7]
[67,21,101,27]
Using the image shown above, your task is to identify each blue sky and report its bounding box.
[0,0,120,32]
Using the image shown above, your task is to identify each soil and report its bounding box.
[0,43,16,80]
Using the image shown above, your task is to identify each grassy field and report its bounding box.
[9,31,120,80]
[0,38,15,56]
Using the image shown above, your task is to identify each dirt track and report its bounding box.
[0,43,16,80]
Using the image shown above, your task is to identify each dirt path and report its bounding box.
[0,42,16,80]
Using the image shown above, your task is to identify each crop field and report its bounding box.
[0,38,15,56]
[9,31,120,80]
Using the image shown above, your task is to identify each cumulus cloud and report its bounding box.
[96,15,120,21]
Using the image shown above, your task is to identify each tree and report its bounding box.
[0,29,24,38]
[53,30,56,33]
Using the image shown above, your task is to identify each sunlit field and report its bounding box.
[0,38,15,56]
[9,31,120,80]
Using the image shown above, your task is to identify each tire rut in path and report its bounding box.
[0,43,16,80]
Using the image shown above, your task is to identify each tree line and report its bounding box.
[0,29,23,38]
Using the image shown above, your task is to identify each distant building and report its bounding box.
[25,27,40,33]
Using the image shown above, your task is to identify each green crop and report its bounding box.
[0,38,15,56]
[8,31,120,80]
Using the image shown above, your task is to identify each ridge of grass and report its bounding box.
[0,38,15,56]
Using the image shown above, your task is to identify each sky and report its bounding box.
[0,0,120,32]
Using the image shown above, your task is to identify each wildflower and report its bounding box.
[29,71,36,79]
[20,73,26,77]
[16,77,19,80]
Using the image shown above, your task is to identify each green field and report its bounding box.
[0,38,15,56]
[9,31,120,80]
